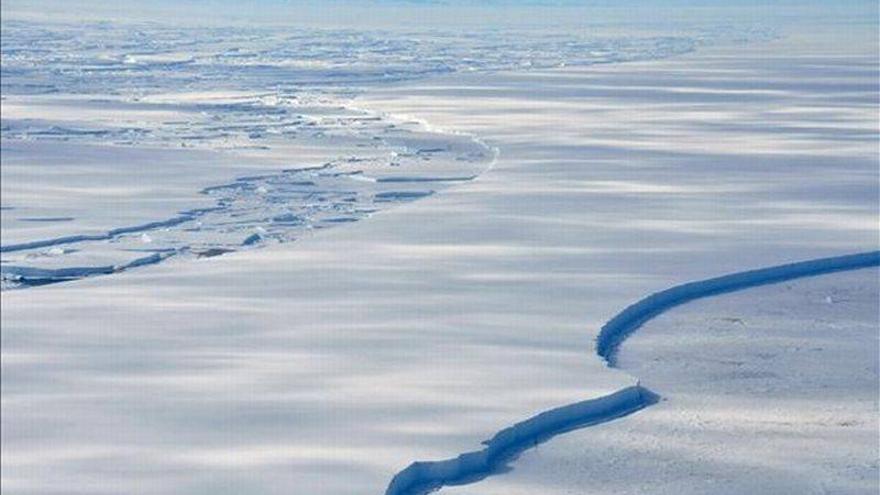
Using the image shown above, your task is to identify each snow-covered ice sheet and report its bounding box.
[2,10,878,495]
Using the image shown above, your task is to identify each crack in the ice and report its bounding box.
[0,251,176,287]
[1,135,497,289]
[596,251,880,367]
[1,92,502,291]
[0,216,195,253]
[384,250,880,495]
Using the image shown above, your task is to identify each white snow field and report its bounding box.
[2,5,879,495]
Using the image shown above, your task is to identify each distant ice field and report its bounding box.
[0,19,772,288]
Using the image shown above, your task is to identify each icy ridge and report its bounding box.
[385,251,880,495]
[595,251,880,366]
[385,386,657,495]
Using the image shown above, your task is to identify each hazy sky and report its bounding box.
[3,0,877,30]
